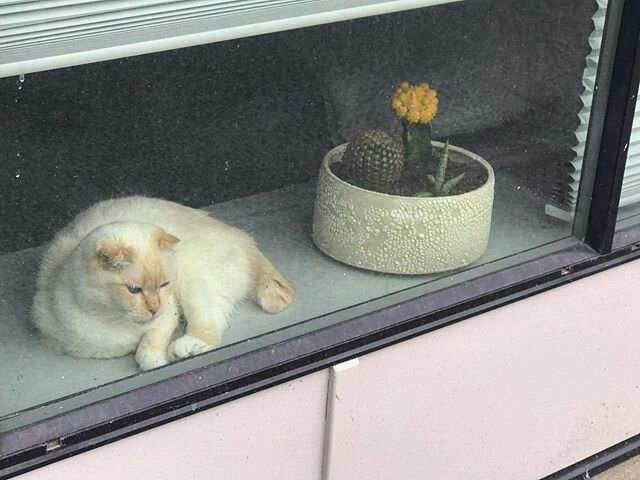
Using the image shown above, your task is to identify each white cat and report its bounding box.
[32,196,295,371]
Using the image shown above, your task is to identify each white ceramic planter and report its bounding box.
[312,142,495,274]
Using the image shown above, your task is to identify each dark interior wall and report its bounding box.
[313,0,594,141]
[0,0,596,253]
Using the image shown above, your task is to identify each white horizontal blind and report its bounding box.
[617,105,640,207]
[0,0,458,78]
[572,111,640,207]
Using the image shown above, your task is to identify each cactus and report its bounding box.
[334,82,470,197]
[404,122,434,168]
[342,129,405,191]
[390,82,467,197]
[391,82,439,168]
[415,140,465,197]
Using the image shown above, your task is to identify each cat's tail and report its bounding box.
[253,250,295,314]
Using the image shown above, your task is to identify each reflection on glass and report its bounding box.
[0,0,601,430]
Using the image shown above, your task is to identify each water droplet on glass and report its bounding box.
[19,74,24,83]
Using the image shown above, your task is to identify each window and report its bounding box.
[616,84,640,231]
[3,0,639,475]
[546,0,607,223]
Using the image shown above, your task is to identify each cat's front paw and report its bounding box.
[135,348,169,371]
[168,335,216,361]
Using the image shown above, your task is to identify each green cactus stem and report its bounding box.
[403,122,434,167]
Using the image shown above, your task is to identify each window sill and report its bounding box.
[3,165,567,429]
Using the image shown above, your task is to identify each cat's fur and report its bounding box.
[32,196,294,370]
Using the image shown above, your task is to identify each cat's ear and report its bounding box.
[157,230,180,250]
[96,242,133,271]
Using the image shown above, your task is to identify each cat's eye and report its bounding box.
[160,281,170,288]
[127,285,142,294]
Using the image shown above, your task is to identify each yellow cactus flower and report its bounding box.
[390,81,438,124]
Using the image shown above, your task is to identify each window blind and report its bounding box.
[0,0,457,78]
[547,0,640,220]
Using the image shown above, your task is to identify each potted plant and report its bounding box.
[312,81,495,275]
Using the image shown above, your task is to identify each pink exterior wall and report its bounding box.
[16,371,328,480]
[325,259,640,479]
[16,259,640,480]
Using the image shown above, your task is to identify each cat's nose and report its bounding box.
[147,297,161,316]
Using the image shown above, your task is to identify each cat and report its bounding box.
[32,196,295,371]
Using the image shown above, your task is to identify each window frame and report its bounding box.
[2,0,640,476]
[580,0,640,251]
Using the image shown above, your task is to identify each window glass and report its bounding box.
[0,0,603,430]
[616,83,640,229]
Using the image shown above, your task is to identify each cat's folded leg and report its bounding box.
[135,299,181,371]
[253,251,295,314]
[168,294,232,361]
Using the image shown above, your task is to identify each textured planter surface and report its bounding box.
[312,142,495,274]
